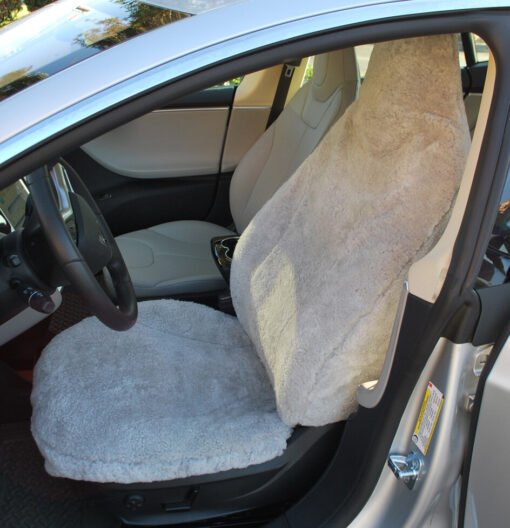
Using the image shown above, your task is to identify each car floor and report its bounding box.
[0,421,120,528]
[0,348,118,528]
[0,288,113,527]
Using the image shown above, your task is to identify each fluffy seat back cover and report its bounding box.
[230,35,471,427]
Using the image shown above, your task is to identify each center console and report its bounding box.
[211,235,239,284]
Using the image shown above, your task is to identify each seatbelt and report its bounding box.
[266,60,300,128]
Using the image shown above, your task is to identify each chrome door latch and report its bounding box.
[387,451,424,490]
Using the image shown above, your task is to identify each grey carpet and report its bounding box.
[0,422,118,528]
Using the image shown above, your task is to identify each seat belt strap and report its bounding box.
[266,61,300,128]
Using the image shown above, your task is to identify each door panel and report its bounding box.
[221,64,282,171]
[63,148,227,237]
[82,108,230,179]
[221,107,270,172]
[161,85,236,109]
[81,84,237,179]
[64,86,237,235]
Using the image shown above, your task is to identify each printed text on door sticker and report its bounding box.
[412,381,444,455]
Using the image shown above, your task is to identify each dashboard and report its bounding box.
[0,175,64,346]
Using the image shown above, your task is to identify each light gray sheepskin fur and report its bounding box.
[231,35,471,426]
[32,300,291,483]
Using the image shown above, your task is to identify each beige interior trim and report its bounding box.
[221,107,271,172]
[408,53,496,302]
[285,58,308,103]
[83,108,229,178]
[232,65,282,106]
[222,65,283,172]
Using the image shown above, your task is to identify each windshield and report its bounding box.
[0,0,237,101]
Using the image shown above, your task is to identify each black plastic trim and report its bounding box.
[461,61,487,96]
[461,32,476,67]
[472,282,510,345]
[442,288,481,344]
[98,424,344,526]
[159,85,236,109]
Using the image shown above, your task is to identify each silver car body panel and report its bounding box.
[353,339,492,528]
[142,0,243,12]
[0,0,508,167]
[0,0,238,93]
[464,337,510,528]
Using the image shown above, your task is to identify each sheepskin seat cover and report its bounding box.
[231,35,470,426]
[31,35,470,485]
[31,300,291,483]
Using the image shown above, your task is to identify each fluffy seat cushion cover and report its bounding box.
[231,35,471,426]
[31,300,291,483]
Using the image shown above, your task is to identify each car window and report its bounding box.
[0,179,29,231]
[478,172,510,287]
[301,37,470,84]
[301,48,373,85]
[458,37,467,68]
[302,57,314,85]
[216,77,243,88]
[473,34,490,63]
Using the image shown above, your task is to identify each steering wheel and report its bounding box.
[25,161,137,331]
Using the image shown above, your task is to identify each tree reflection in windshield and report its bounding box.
[78,0,189,50]
[0,0,191,101]
[0,70,48,100]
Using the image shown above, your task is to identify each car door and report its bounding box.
[461,331,510,528]
[459,167,510,528]
[62,65,284,236]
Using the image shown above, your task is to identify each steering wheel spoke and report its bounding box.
[25,162,137,331]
